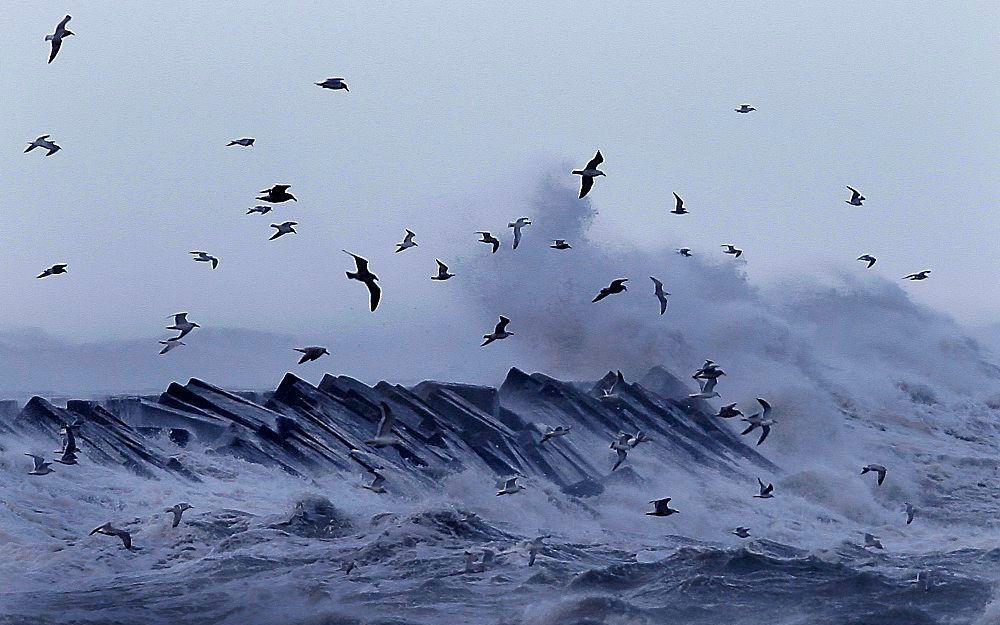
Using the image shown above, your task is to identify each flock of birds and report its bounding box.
[22,14,923,556]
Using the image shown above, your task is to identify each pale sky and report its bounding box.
[1,2,998,393]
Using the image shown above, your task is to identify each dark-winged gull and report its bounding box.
[857,254,877,268]
[754,477,775,499]
[739,398,775,445]
[166,312,200,341]
[610,433,631,471]
[550,239,572,250]
[431,259,455,281]
[227,138,255,147]
[670,193,688,215]
[735,104,756,113]
[37,264,68,278]
[861,463,887,485]
[344,251,381,311]
[246,205,273,215]
[904,502,916,525]
[677,248,693,257]
[269,221,298,240]
[903,270,931,281]
[476,231,500,253]
[26,453,54,475]
[257,184,297,203]
[864,533,884,550]
[294,346,329,364]
[45,15,73,63]
[89,523,132,550]
[716,403,743,419]
[733,527,751,538]
[316,77,349,91]
[572,151,605,198]
[25,135,61,156]
[190,251,219,269]
[845,186,865,206]
[722,244,743,258]
[539,425,571,444]
[646,498,679,516]
[527,536,547,566]
[481,316,513,346]
[508,217,531,249]
[593,279,628,303]
[165,503,193,528]
[649,276,670,314]
[395,229,417,253]
[365,402,400,448]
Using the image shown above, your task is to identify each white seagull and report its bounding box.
[25,135,61,156]
[739,398,775,445]
[395,229,417,253]
[754,477,775,499]
[25,453,54,476]
[481,316,513,346]
[294,346,329,364]
[165,503,193,528]
[508,217,531,250]
[496,476,525,496]
[689,376,720,400]
[572,151,605,198]
[166,312,200,341]
[365,402,400,448]
[158,340,184,355]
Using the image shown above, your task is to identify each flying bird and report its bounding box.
[508,217,531,250]
[846,186,865,206]
[344,251,381,311]
[45,15,73,63]
[496,476,525,496]
[550,239,572,250]
[572,151,605,198]
[158,340,184,355]
[627,430,652,447]
[269,221,298,240]
[754,477,774,499]
[190,251,219,269]
[246,205,273,215]
[227,138,255,147]
[646,498,679,517]
[733,527,751,538]
[904,502,916,525]
[431,259,455,281]
[610,434,631,471]
[861,463,887,486]
[25,453,54,476]
[526,536,546,566]
[89,523,132,550]
[166,312,200,341]
[316,77,349,91]
[857,254,877,268]
[739,398,775,445]
[365,402,399,448]
[362,470,387,494]
[735,104,756,113]
[476,231,500,253]
[481,316,513,346]
[25,135,61,156]
[598,370,625,404]
[257,184,297,203]
[650,276,670,315]
[592,279,628,303]
[294,346,329,364]
[539,425,571,444]
[716,403,743,419]
[864,533,884,550]
[677,248,693,257]
[722,244,743,258]
[395,229,417,253]
[670,193,688,214]
[165,503,193,528]
[903,270,931,281]
[689,376,720,400]
[36,264,68,279]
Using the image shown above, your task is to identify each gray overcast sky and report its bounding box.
[1,2,997,349]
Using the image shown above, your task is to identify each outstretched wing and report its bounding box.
[375,402,395,437]
[585,151,603,170]
[495,316,510,333]
[367,280,381,311]
[579,176,594,199]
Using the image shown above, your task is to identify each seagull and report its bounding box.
[36,264,68,279]
[846,186,865,206]
[733,527,751,538]
[496,476,525,496]
[54,447,78,466]
[650,277,670,315]
[735,104,756,113]
[646,498,680,516]
[904,502,916,525]
[294,346,329,364]
[689,376,720,400]
[550,239,572,250]
[257,184,297,203]
[754,477,775,499]
[158,340,184,355]
[344,251,381,312]
[677,248,693,257]
[25,453,54,476]
[527,536,546,566]
[861,463,887,485]
[540,425,571,444]
[739,398,775,445]
[627,430,652,447]
[166,313,200,341]
[89,523,132,550]
[45,15,73,64]
[610,433,631,471]
[362,470,387,494]
[481,316,513,346]
[903,270,931,281]
[864,533,884,550]
[395,229,417,253]
[189,251,219,269]
[365,402,399,448]
[269,221,298,240]
[165,503,193,528]
[857,254,877,268]
[693,360,725,380]
[476,231,500,253]
[593,279,628,303]
[246,205,273,215]
[572,151,605,198]
[316,77,349,91]
[227,138,255,147]
[342,561,357,575]
[56,424,78,458]
[508,217,531,250]
[716,403,743,419]
[670,193,688,215]
[598,370,625,404]
[722,244,743,258]
[25,135,62,156]
[431,259,455,281]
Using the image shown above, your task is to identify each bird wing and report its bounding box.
[344,251,369,272]
[367,280,381,311]
[25,453,45,470]
[171,508,183,527]
[703,377,717,393]
[579,176,594,199]
[611,279,628,289]
[585,151,603,169]
[757,398,771,417]
[504,477,518,489]
[172,313,188,325]
[673,193,683,210]
[436,259,448,272]
[376,402,395,437]
[650,276,663,293]
[48,38,62,63]
[58,15,72,29]
[757,425,771,445]
[403,230,416,243]
[116,529,132,549]
[495,316,510,333]
[512,228,521,249]
[211,257,218,269]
